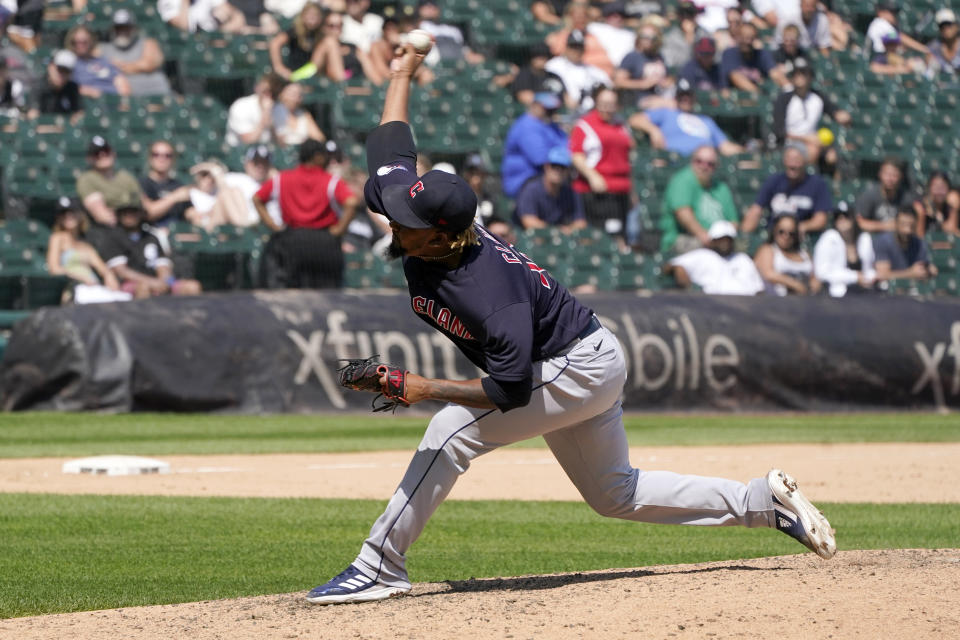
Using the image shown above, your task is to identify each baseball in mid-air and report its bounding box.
[404,29,434,54]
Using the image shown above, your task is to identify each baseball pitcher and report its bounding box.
[306,40,835,605]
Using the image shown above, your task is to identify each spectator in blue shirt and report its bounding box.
[501,92,568,198]
[513,146,586,233]
[742,144,831,235]
[629,78,744,157]
[719,22,786,92]
[64,25,130,98]
[873,208,936,285]
[679,37,723,91]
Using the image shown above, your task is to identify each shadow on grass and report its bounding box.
[417,563,785,597]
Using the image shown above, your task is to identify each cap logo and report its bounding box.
[409,181,425,198]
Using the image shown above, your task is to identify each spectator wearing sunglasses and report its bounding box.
[140,140,193,229]
[64,25,131,98]
[660,145,739,255]
[754,214,820,296]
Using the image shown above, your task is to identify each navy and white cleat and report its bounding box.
[768,468,837,560]
[305,564,409,605]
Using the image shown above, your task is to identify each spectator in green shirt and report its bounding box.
[659,145,739,254]
[76,135,142,228]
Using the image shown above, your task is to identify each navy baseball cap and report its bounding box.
[381,170,478,232]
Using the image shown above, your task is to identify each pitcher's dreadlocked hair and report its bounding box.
[449,225,480,251]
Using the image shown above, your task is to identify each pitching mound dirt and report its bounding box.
[3,550,958,639]
[4,443,957,636]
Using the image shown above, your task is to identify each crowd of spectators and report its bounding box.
[2,0,960,306]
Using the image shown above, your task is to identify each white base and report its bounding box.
[62,455,171,476]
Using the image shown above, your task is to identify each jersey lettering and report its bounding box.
[436,307,451,330]
[494,244,521,264]
[479,226,551,289]
[411,296,475,340]
[409,181,425,198]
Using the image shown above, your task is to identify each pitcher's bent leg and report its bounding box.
[543,403,775,528]
[353,403,498,588]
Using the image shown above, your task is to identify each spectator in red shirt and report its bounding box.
[253,139,360,289]
[569,86,634,239]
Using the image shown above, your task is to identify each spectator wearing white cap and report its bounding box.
[664,220,764,295]
[98,10,171,96]
[32,49,81,115]
[930,8,960,74]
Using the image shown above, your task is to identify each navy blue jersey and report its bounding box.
[364,122,595,410]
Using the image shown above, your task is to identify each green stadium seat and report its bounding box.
[887,278,934,297]
[1,219,51,249]
[934,272,959,296]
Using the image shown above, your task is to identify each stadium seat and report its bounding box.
[1,220,51,249]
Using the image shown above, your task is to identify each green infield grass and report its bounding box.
[2,412,959,458]
[1,493,957,618]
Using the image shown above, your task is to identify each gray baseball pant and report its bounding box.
[354,326,776,589]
